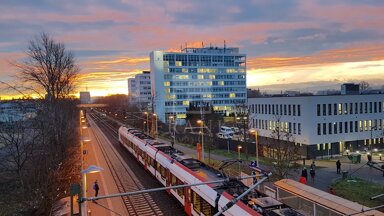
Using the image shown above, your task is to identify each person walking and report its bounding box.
[301,167,308,181]
[336,160,341,174]
[310,161,316,170]
[310,168,315,183]
[93,180,99,197]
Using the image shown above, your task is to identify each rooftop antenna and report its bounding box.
[185,42,187,50]
[224,40,226,53]
[210,43,212,49]
[180,44,182,51]
[202,41,204,48]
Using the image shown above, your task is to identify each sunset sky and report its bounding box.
[1,0,384,98]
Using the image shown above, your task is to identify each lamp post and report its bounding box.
[81,165,103,216]
[237,145,242,174]
[370,125,377,151]
[153,113,158,137]
[249,129,259,168]
[144,112,149,134]
[197,120,204,162]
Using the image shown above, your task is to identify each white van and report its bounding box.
[220,126,234,135]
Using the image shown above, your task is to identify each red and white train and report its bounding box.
[118,126,266,216]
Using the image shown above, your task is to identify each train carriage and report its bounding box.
[119,125,282,216]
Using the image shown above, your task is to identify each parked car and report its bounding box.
[217,132,233,139]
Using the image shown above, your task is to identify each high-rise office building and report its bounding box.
[127,71,152,105]
[150,46,247,123]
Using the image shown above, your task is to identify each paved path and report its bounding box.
[81,116,129,216]
[159,136,384,192]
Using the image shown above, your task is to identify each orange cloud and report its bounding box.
[248,43,384,70]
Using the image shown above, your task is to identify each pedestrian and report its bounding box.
[171,141,174,148]
[299,176,307,184]
[301,167,308,181]
[336,160,341,174]
[310,161,316,170]
[310,168,315,183]
[93,180,99,197]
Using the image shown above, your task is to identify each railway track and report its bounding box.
[88,112,185,215]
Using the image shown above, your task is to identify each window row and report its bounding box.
[168,87,246,93]
[317,119,384,135]
[164,74,245,80]
[317,101,383,116]
[164,67,246,74]
[163,54,245,67]
[252,119,302,135]
[164,81,246,87]
[164,99,246,107]
[249,103,301,116]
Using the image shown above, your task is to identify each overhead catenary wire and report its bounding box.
[83,173,268,202]
[214,172,272,216]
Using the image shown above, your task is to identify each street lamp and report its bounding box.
[153,113,158,137]
[197,120,204,162]
[249,129,259,168]
[144,112,149,134]
[81,165,103,216]
[237,145,242,174]
[370,125,377,151]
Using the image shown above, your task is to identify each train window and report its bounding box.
[170,174,184,198]
[192,190,201,214]
[192,190,215,216]
[202,199,215,216]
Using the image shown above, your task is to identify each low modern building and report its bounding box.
[248,88,384,159]
[79,91,91,104]
[150,46,247,123]
[127,71,152,106]
[0,100,36,122]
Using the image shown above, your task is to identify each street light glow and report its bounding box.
[237,145,242,150]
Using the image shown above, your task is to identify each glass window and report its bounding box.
[339,122,342,133]
[349,103,353,114]
[284,105,287,115]
[328,104,332,115]
[344,103,348,114]
[289,105,292,115]
[350,121,353,133]
[328,123,332,134]
[370,102,373,113]
[360,102,363,113]
[322,104,326,116]
[374,102,377,113]
[298,123,301,135]
[355,121,358,132]
[334,123,337,134]
[317,123,321,135]
[345,122,348,133]
[323,123,326,135]
[298,105,301,116]
[334,103,337,115]
[317,104,320,116]
[365,102,368,113]
[355,102,358,114]
[338,103,342,115]
[293,105,296,116]
[293,123,296,134]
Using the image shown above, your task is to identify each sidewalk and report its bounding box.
[81,116,129,216]
[157,136,383,192]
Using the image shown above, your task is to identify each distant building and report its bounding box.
[79,92,91,104]
[127,71,152,107]
[0,100,36,122]
[341,83,359,95]
[248,87,384,159]
[150,46,247,123]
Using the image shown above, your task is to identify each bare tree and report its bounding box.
[15,33,79,101]
[267,116,300,179]
[359,81,370,92]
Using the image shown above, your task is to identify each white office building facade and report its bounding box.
[128,71,152,104]
[248,94,384,158]
[150,47,247,123]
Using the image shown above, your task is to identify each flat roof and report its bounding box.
[275,179,384,216]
